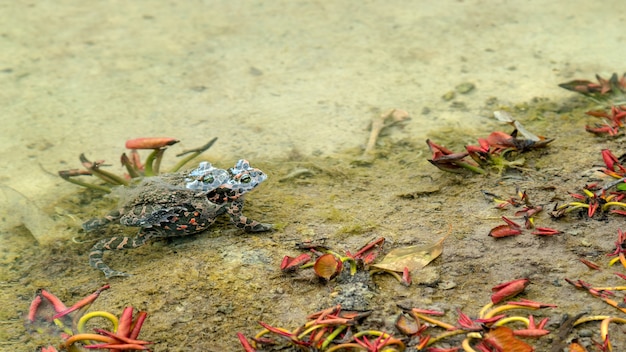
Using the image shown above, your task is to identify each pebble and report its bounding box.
[455,82,475,94]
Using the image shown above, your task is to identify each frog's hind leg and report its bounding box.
[83,210,123,231]
[89,230,154,278]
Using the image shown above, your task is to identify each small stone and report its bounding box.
[413,266,440,286]
[455,82,475,94]
[450,101,468,110]
[578,329,594,338]
[442,91,455,101]
[437,281,457,290]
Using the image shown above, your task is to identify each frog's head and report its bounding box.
[185,161,230,192]
[204,159,267,203]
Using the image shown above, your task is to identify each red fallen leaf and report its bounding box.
[395,312,421,335]
[52,284,111,320]
[602,149,621,171]
[501,216,522,228]
[401,267,411,286]
[480,326,533,352]
[39,347,59,352]
[568,340,587,352]
[491,278,529,304]
[513,315,550,337]
[280,253,311,272]
[506,298,558,308]
[456,309,483,331]
[426,139,456,158]
[237,332,257,352]
[586,124,619,136]
[352,237,385,264]
[313,254,343,280]
[559,79,594,93]
[426,347,460,352]
[579,258,601,270]
[125,137,179,149]
[486,131,515,149]
[531,227,561,236]
[489,224,522,238]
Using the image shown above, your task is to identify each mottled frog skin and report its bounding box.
[84,159,272,278]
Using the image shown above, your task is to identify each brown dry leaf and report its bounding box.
[313,253,343,280]
[370,234,449,273]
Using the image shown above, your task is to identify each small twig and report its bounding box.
[170,137,218,172]
[363,108,410,157]
[598,176,626,196]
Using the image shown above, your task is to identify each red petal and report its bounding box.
[125,137,179,149]
[313,254,343,280]
[489,225,522,238]
[280,253,311,271]
[491,279,529,304]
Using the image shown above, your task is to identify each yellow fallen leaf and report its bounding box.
[370,233,449,273]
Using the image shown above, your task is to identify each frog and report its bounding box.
[84,159,272,278]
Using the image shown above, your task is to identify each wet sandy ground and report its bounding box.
[3,1,626,351]
[4,94,626,350]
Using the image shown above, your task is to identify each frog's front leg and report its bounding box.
[226,198,272,232]
[89,230,154,278]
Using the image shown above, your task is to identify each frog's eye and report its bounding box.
[240,174,252,183]
[202,175,215,184]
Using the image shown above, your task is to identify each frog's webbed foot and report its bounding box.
[248,222,273,232]
[89,234,149,278]
[231,216,273,232]
[104,270,132,279]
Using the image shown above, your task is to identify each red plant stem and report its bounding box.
[39,289,68,314]
[84,343,149,350]
[93,328,152,345]
[579,258,601,270]
[117,307,135,337]
[125,137,179,149]
[130,149,142,169]
[52,284,110,319]
[28,295,42,322]
[237,332,257,352]
[129,312,148,340]
[354,237,384,258]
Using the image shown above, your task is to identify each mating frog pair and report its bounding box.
[84,160,271,278]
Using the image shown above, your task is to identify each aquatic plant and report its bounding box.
[58,137,217,193]
[238,305,405,351]
[559,72,626,105]
[27,285,151,351]
[281,236,448,286]
[395,279,556,351]
[485,189,560,238]
[427,112,553,175]
[551,150,626,219]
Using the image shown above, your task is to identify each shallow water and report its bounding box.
[2,1,626,351]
